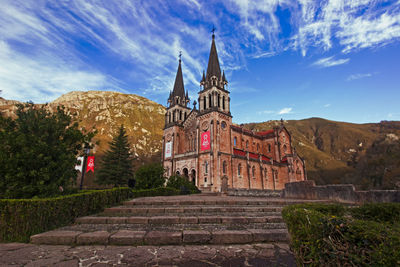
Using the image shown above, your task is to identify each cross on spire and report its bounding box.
[211,26,216,38]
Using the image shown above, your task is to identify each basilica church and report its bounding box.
[162,33,306,192]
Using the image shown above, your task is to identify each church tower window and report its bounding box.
[234,137,237,147]
[203,96,206,110]
[218,94,220,108]
[246,140,249,150]
[204,161,208,174]
[252,166,255,178]
[222,96,225,110]
[238,163,242,176]
[209,94,212,108]
[223,161,227,174]
[268,144,271,152]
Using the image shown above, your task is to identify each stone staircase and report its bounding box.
[30,194,324,246]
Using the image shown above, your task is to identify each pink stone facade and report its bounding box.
[162,35,306,192]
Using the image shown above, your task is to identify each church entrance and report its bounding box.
[191,170,196,185]
[183,168,189,178]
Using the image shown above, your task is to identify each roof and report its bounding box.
[256,129,274,136]
[206,35,221,80]
[171,60,185,99]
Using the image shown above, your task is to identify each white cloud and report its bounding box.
[0,41,120,103]
[324,103,331,108]
[312,56,350,68]
[278,107,292,114]
[347,73,372,81]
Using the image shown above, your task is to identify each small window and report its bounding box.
[257,143,259,152]
[233,137,237,147]
[283,145,287,153]
[246,140,249,150]
[268,144,271,152]
[238,163,242,176]
[252,166,255,178]
[205,161,208,174]
[264,168,267,180]
[205,177,207,182]
[223,161,227,174]
[176,171,180,175]
[221,121,226,129]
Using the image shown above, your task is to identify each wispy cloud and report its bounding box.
[347,73,372,81]
[278,107,293,115]
[312,56,350,68]
[324,104,331,108]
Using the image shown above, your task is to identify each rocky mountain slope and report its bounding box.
[2,91,400,188]
[1,91,166,161]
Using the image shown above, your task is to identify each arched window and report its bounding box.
[222,96,225,110]
[218,94,221,108]
[257,143,260,152]
[238,163,242,176]
[234,137,237,147]
[246,140,249,150]
[252,166,255,178]
[180,110,182,120]
[204,161,208,174]
[223,161,227,174]
[176,170,180,175]
[268,144,271,152]
[203,96,206,110]
[283,145,287,153]
[209,94,212,107]
[168,112,171,123]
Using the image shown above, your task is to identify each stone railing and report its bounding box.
[282,180,400,203]
[227,188,281,197]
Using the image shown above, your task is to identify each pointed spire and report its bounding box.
[201,70,205,83]
[222,70,226,82]
[206,31,221,80]
[171,55,185,100]
[185,90,189,99]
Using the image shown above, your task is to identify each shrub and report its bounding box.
[166,175,201,194]
[349,203,400,224]
[282,203,400,266]
[135,163,165,190]
[0,187,131,242]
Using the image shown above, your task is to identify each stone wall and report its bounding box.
[227,188,281,197]
[282,180,400,203]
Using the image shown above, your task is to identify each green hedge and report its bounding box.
[282,203,400,266]
[349,203,400,224]
[0,187,132,242]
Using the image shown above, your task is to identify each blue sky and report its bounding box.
[1,0,400,124]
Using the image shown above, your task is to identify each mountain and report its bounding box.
[2,92,400,189]
[244,118,400,189]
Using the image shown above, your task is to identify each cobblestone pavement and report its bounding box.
[0,242,296,266]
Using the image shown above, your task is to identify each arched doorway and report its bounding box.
[183,168,189,178]
[176,170,180,176]
[191,169,196,185]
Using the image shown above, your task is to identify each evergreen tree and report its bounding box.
[0,103,94,198]
[96,125,134,186]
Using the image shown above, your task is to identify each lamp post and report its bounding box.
[80,144,90,190]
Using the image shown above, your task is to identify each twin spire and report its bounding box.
[169,30,228,108]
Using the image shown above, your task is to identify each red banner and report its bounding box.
[201,131,211,151]
[86,156,95,173]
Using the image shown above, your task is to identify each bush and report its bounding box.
[282,203,400,266]
[166,175,201,194]
[0,187,131,242]
[349,203,400,224]
[135,163,165,190]
[131,187,180,198]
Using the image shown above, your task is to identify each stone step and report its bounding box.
[103,205,283,215]
[31,228,289,246]
[76,215,284,225]
[123,199,301,206]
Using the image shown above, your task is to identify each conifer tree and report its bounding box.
[96,125,134,186]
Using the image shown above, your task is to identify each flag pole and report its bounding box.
[80,144,90,190]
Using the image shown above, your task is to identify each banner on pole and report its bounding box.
[201,131,210,151]
[165,141,172,158]
[75,156,84,172]
[86,156,95,173]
